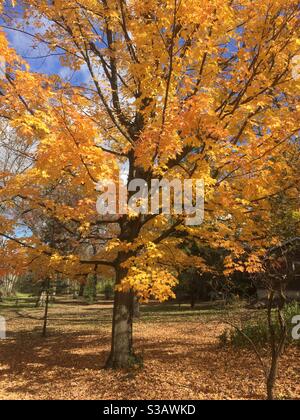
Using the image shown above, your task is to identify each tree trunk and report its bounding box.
[190,295,195,309]
[106,216,142,369]
[133,297,140,318]
[267,358,278,400]
[106,264,135,369]
[79,283,85,297]
[92,273,98,300]
[42,279,50,337]
[265,289,287,400]
[35,281,47,307]
[106,289,134,368]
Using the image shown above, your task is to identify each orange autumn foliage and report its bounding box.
[0,0,299,301]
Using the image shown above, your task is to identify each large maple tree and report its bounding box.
[0,0,299,367]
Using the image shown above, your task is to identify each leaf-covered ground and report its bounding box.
[0,298,299,400]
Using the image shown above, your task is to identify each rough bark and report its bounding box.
[106,287,134,368]
[267,359,278,400]
[42,279,50,337]
[105,196,143,369]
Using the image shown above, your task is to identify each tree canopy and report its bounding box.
[0,0,299,367]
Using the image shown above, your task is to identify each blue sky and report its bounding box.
[2,2,90,85]
[2,2,240,87]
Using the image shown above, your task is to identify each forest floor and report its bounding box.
[0,296,299,400]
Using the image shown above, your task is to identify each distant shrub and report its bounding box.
[99,280,114,300]
[103,283,114,300]
[219,301,300,348]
